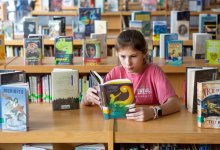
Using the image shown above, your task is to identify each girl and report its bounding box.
[82,30,181,121]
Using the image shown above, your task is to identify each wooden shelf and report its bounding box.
[5,57,119,73]
[153,40,193,46]
[0,104,113,149]
[31,11,78,16]
[115,107,220,144]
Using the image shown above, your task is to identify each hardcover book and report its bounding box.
[0,83,29,131]
[54,36,73,65]
[51,68,79,111]
[28,34,44,59]
[159,33,178,58]
[107,0,119,12]
[49,0,62,11]
[0,70,26,85]
[78,8,101,36]
[192,33,212,59]
[53,16,66,36]
[83,39,101,65]
[72,19,85,39]
[90,33,107,58]
[90,70,135,120]
[48,20,61,39]
[24,38,42,65]
[2,21,14,40]
[23,21,36,38]
[94,20,107,34]
[197,80,220,128]
[152,21,167,41]
[186,67,218,113]
[205,40,220,64]
[131,11,151,36]
[199,14,218,34]
[166,40,183,66]
[129,20,148,36]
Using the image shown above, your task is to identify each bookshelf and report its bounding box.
[4,56,220,98]
[1,104,220,150]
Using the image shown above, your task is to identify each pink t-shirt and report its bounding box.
[104,64,176,105]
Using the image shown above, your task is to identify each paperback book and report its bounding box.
[90,70,135,120]
[72,19,85,39]
[51,68,79,111]
[205,40,220,64]
[166,40,183,66]
[152,21,167,41]
[54,36,73,65]
[83,39,101,65]
[0,83,29,131]
[197,80,220,128]
[24,38,42,65]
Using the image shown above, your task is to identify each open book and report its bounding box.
[90,70,135,120]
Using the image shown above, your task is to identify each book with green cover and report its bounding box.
[205,40,220,64]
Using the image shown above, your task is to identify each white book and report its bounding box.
[94,20,107,34]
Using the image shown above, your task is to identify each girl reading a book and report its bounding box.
[82,30,181,121]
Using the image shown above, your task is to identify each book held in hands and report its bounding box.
[90,70,135,120]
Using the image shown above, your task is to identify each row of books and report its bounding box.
[185,67,220,129]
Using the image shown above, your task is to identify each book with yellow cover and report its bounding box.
[90,70,135,120]
[0,34,5,65]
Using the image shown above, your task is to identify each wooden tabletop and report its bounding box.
[115,106,220,144]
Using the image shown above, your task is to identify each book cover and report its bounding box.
[204,21,217,39]
[166,40,183,66]
[0,83,29,131]
[0,34,5,65]
[78,8,101,36]
[54,36,73,65]
[94,20,107,34]
[24,38,42,65]
[90,33,107,58]
[197,80,220,128]
[131,11,151,36]
[107,0,119,12]
[129,20,148,36]
[51,68,79,111]
[0,70,26,85]
[2,21,14,40]
[159,33,178,58]
[48,20,61,39]
[49,0,62,11]
[192,33,212,59]
[78,0,91,7]
[199,14,218,33]
[28,34,44,59]
[205,40,220,64]
[90,70,135,120]
[53,16,66,36]
[83,39,101,65]
[152,21,167,41]
[23,21,36,38]
[72,19,85,39]
[186,67,218,113]
[95,0,105,13]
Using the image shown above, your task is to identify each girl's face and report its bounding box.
[118,48,146,74]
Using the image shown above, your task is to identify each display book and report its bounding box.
[166,40,183,66]
[205,40,220,65]
[152,21,167,41]
[54,36,73,65]
[90,70,135,120]
[185,67,218,114]
[83,39,101,65]
[0,70,28,131]
[197,80,220,129]
[51,68,79,111]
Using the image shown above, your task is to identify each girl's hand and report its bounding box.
[126,107,155,122]
[84,87,100,106]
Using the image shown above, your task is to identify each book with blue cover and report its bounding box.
[78,8,101,36]
[0,83,29,131]
[166,40,183,66]
[152,21,167,41]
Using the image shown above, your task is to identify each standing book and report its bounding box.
[197,80,220,128]
[0,34,5,65]
[90,70,135,120]
[205,40,220,64]
[185,67,218,113]
[51,68,79,111]
[83,39,101,65]
[54,36,73,65]
[152,21,167,41]
[0,83,29,131]
[166,40,183,66]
